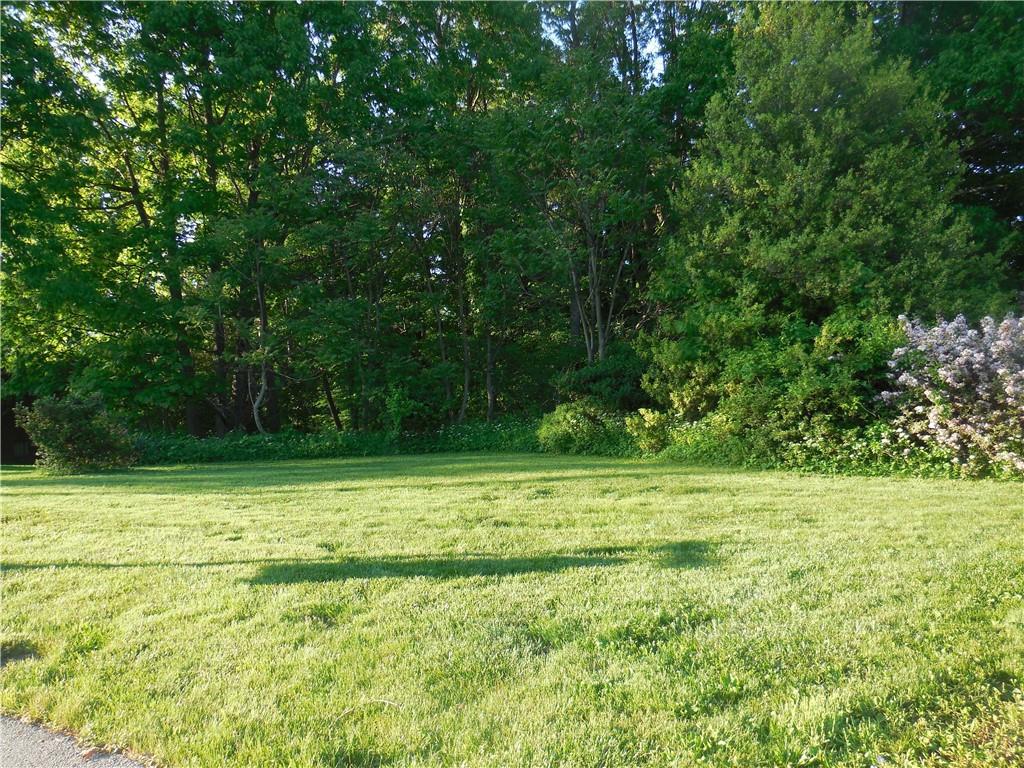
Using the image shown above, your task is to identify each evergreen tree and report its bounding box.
[646,3,1013,434]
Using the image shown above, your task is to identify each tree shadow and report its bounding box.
[0,541,718,581]
[0,454,732,495]
[658,540,719,569]
[249,552,627,584]
[0,465,37,474]
[1,557,324,572]
[0,638,39,666]
[248,541,717,585]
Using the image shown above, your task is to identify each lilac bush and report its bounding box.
[882,313,1024,477]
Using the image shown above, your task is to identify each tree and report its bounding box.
[3,2,1017,440]
[876,2,1023,275]
[530,1,668,365]
[646,3,1013,435]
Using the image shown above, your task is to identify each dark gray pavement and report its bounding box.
[0,717,145,768]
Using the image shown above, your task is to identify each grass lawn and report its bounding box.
[1,454,1022,767]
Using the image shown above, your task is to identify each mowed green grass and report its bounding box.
[1,454,1022,768]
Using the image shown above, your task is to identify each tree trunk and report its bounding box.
[457,282,470,423]
[485,331,496,422]
[322,372,343,431]
[265,367,281,432]
[154,76,202,435]
[251,260,272,434]
[628,2,642,95]
[167,285,201,437]
[201,71,229,436]
[589,248,606,362]
[570,281,582,338]
[252,361,268,435]
[359,368,369,431]
[232,356,250,432]
[569,261,595,364]
[423,250,453,421]
[452,188,470,424]
[213,315,229,435]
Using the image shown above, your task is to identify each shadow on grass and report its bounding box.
[5,473,719,498]
[659,540,718,568]
[250,541,717,584]
[0,638,39,666]
[250,552,623,584]
[1,542,718,582]
[0,454,730,495]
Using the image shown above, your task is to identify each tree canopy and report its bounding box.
[2,1,1019,438]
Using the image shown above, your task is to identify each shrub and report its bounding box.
[537,399,636,457]
[136,429,394,465]
[643,312,1024,479]
[553,343,649,411]
[881,313,1024,478]
[657,412,754,467]
[14,394,138,472]
[653,413,959,477]
[625,408,679,454]
[643,312,905,462]
[413,419,539,454]
[782,421,958,478]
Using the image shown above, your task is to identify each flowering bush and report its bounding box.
[882,313,1024,478]
[782,421,958,478]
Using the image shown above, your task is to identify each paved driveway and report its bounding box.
[0,717,145,768]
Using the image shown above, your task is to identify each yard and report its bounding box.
[1,454,1022,767]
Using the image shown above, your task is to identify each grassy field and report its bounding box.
[1,454,1022,767]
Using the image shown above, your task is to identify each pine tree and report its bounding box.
[647,3,1012,428]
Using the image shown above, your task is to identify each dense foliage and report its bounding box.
[3,2,1021,476]
[537,399,635,457]
[13,394,137,472]
[137,418,539,465]
[646,3,1012,456]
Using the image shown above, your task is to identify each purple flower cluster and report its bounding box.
[882,313,1024,476]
